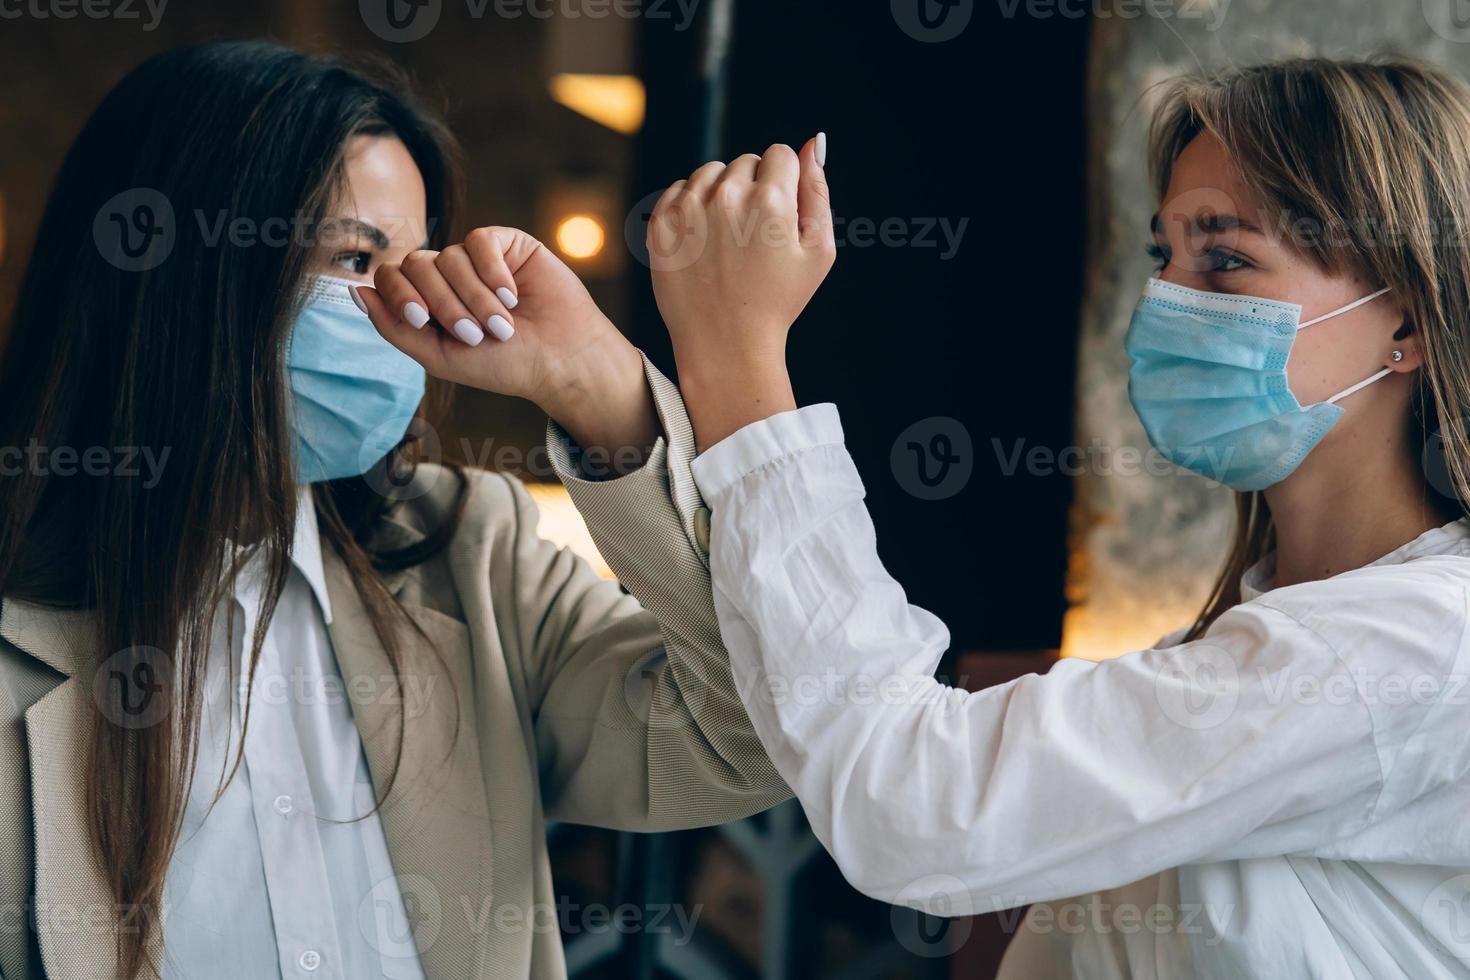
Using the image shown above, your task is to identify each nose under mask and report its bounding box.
[286,276,427,484]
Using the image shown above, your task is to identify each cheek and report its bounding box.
[1285,318,1382,405]
[1284,328,1344,405]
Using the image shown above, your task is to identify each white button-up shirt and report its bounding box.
[691,403,1470,979]
[163,490,426,980]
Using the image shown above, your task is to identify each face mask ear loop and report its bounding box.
[1299,286,1393,329]
[1326,368,1394,405]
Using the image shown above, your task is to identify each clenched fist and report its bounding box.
[649,136,836,449]
[355,225,657,470]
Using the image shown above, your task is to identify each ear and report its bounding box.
[1389,319,1424,373]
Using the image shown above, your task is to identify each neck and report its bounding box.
[1264,396,1443,589]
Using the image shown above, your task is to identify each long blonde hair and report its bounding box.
[1145,58,1470,640]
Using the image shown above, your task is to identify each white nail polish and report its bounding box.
[486,314,515,342]
[404,302,431,329]
[495,287,519,310]
[453,318,486,346]
[815,132,828,168]
[347,285,369,315]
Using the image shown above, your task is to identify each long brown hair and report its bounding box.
[0,42,467,977]
[1144,58,1470,640]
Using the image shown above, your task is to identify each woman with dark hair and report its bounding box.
[0,40,786,979]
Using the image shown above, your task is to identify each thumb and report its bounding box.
[797,134,833,250]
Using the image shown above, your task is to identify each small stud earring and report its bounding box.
[1391,350,1405,363]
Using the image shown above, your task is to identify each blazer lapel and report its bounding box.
[0,599,154,979]
[321,547,494,980]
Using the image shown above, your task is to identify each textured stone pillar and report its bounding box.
[1067,0,1470,658]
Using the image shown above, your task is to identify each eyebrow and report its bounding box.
[1150,212,1265,236]
[332,217,392,250]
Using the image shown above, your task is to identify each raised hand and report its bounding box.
[355,226,657,468]
[648,136,835,449]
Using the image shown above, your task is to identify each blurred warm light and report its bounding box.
[524,483,614,580]
[549,74,646,135]
[555,215,606,260]
[1060,602,1202,660]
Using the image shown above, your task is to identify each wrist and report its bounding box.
[677,354,796,451]
[543,334,660,476]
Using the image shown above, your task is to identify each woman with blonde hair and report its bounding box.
[559,56,1470,977]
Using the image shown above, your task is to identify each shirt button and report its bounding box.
[298,949,321,972]
[273,794,293,815]
[693,506,712,553]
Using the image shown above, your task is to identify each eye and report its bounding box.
[1208,247,1249,273]
[1145,241,1169,272]
[331,250,373,276]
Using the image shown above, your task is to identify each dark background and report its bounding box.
[633,0,1088,664]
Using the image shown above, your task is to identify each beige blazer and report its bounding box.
[0,362,788,979]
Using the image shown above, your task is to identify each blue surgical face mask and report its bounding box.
[1125,278,1393,492]
[287,275,426,483]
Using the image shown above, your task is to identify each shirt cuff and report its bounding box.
[690,404,845,499]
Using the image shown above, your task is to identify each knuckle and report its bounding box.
[765,143,796,161]
[402,249,437,271]
[755,185,788,212]
[434,245,465,268]
[373,263,401,290]
[715,180,746,207]
[464,226,493,249]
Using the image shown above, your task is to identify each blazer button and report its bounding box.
[694,506,712,553]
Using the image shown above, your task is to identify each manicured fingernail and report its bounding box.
[815,132,827,168]
[403,302,430,329]
[452,318,485,346]
[486,314,515,342]
[347,285,368,315]
[495,287,519,310]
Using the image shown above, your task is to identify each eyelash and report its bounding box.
[332,250,374,275]
[1143,243,1250,274]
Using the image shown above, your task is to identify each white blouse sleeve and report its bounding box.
[690,405,1400,917]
